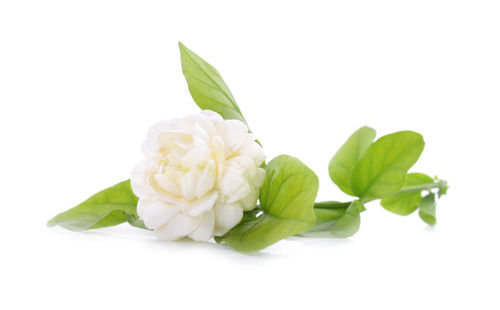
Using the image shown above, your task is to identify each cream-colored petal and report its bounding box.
[196,113,219,137]
[130,159,157,199]
[196,160,216,198]
[239,140,266,166]
[230,155,255,170]
[164,146,186,166]
[229,155,257,178]
[178,114,201,134]
[226,183,251,203]
[154,170,182,196]
[185,190,218,217]
[174,135,193,151]
[201,110,224,123]
[239,188,260,211]
[155,213,198,240]
[221,119,249,152]
[154,226,182,241]
[180,166,202,200]
[211,136,225,179]
[147,119,180,138]
[156,131,191,151]
[137,199,179,229]
[182,146,211,168]
[142,120,180,156]
[214,203,243,236]
[194,123,211,145]
[237,168,265,210]
[254,168,266,188]
[188,210,215,241]
[217,167,247,200]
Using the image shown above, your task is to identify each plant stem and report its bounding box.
[313,201,351,209]
[313,179,448,206]
[396,180,446,195]
[360,179,448,204]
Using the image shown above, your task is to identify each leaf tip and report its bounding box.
[360,125,376,134]
[47,214,60,227]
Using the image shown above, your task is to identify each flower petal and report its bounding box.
[185,190,218,217]
[254,168,266,188]
[221,119,249,152]
[196,160,216,198]
[188,210,215,241]
[180,166,202,200]
[182,146,211,168]
[214,203,243,236]
[131,159,157,199]
[211,136,226,179]
[155,213,198,240]
[142,120,180,156]
[230,155,256,177]
[239,188,259,211]
[239,140,266,166]
[217,164,245,197]
[153,169,182,196]
[201,110,224,123]
[137,199,179,229]
[226,183,251,203]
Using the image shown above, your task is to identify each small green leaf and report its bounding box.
[299,201,362,238]
[438,181,449,198]
[381,173,434,215]
[179,42,247,124]
[329,127,376,196]
[218,155,319,253]
[47,180,144,231]
[351,131,425,200]
[419,193,437,225]
[313,201,352,224]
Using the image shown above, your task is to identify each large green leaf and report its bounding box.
[299,201,362,238]
[381,173,434,215]
[351,131,425,200]
[217,155,319,252]
[179,42,247,124]
[329,127,376,196]
[419,193,437,225]
[47,180,145,231]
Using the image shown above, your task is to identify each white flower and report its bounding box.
[131,110,266,241]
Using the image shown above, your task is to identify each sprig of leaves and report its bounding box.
[327,126,448,226]
[47,43,448,253]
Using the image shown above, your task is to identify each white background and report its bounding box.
[1,1,499,309]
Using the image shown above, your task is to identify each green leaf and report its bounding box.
[179,42,247,124]
[419,193,437,225]
[329,127,376,196]
[218,155,319,252]
[351,131,425,200]
[438,180,449,198]
[313,201,352,224]
[299,201,362,238]
[47,180,144,231]
[381,173,434,215]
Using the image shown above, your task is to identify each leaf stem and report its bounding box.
[310,179,448,208]
[313,201,351,209]
[360,179,448,204]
